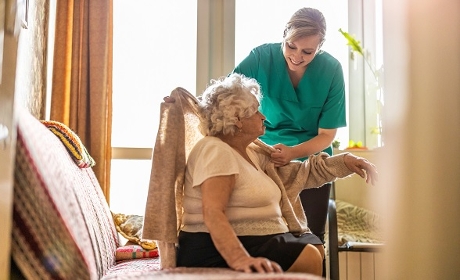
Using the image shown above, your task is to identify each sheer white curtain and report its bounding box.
[111,0,197,215]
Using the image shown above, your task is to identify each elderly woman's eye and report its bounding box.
[287,43,295,49]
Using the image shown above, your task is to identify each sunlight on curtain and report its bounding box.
[235,0,349,148]
[111,0,197,215]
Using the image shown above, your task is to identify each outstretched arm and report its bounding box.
[269,152,378,196]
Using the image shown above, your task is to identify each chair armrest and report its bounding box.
[339,241,384,252]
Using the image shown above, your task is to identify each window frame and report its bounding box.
[347,0,384,149]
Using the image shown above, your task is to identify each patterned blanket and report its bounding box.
[41,120,95,168]
[333,200,384,246]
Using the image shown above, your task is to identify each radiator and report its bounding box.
[336,251,383,280]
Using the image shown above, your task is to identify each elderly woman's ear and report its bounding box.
[163,96,176,103]
[235,118,243,130]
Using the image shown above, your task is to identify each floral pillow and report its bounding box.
[112,212,157,250]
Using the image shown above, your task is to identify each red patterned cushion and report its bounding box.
[115,245,159,261]
[11,110,118,279]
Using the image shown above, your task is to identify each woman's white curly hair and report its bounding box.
[199,73,262,136]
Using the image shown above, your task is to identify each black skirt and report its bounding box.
[176,231,323,271]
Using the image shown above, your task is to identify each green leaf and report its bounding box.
[339,28,364,56]
[370,127,381,135]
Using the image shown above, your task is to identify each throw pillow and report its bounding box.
[40,120,95,168]
[112,212,157,250]
[115,244,159,261]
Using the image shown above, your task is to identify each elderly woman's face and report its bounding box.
[240,110,266,139]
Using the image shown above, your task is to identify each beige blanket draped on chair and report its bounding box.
[142,87,354,268]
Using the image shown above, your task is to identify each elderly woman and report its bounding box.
[175,73,378,276]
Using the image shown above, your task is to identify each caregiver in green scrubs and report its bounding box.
[232,7,346,243]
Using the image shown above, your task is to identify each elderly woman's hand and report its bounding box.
[163,96,175,103]
[343,153,379,185]
[231,256,283,273]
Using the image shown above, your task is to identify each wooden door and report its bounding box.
[0,0,21,278]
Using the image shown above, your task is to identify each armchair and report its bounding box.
[142,87,374,279]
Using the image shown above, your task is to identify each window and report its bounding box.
[111,0,197,215]
[347,0,384,149]
[110,1,383,215]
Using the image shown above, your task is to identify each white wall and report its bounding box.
[378,0,460,278]
[334,149,381,213]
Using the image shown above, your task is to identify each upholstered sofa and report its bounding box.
[10,108,322,280]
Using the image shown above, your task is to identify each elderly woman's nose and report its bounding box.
[258,111,266,119]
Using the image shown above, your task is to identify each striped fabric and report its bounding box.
[40,120,95,168]
[115,245,159,261]
[102,265,322,280]
[13,111,99,279]
[12,110,118,279]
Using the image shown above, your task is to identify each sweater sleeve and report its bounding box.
[303,152,354,188]
[276,152,354,195]
[265,152,355,234]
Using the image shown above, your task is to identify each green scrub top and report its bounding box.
[233,43,346,157]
